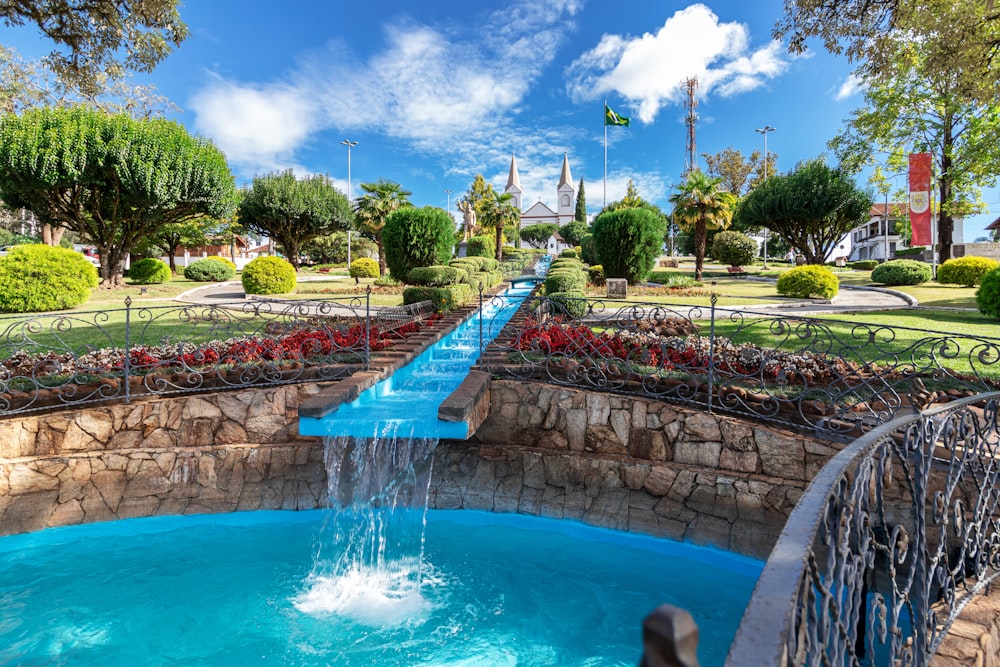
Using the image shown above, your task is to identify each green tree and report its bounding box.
[520,223,557,249]
[354,179,412,275]
[239,170,352,271]
[702,146,777,198]
[382,207,455,281]
[141,220,209,273]
[828,45,1000,262]
[669,171,737,281]
[0,106,235,287]
[591,208,666,284]
[0,0,188,99]
[574,177,587,222]
[558,221,589,247]
[735,159,872,265]
[775,0,1000,106]
[478,189,519,261]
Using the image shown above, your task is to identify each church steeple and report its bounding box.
[504,153,522,210]
[556,152,575,224]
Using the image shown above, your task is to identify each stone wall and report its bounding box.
[0,385,328,536]
[428,380,844,558]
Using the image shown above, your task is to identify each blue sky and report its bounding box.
[7,0,1000,238]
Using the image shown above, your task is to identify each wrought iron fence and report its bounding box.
[711,391,1000,666]
[476,292,1000,440]
[0,294,374,416]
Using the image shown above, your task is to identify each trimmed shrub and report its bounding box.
[588,265,605,286]
[647,271,697,288]
[478,257,500,272]
[403,283,473,312]
[937,255,1000,287]
[0,245,98,312]
[548,291,587,318]
[591,207,667,284]
[383,207,456,281]
[711,230,757,267]
[407,265,462,287]
[452,256,486,270]
[242,256,296,295]
[776,264,839,299]
[545,270,585,294]
[127,257,171,284]
[894,246,925,257]
[850,260,878,270]
[184,258,235,282]
[870,259,932,286]
[502,246,526,261]
[976,268,1000,318]
[209,256,237,271]
[560,248,578,259]
[466,234,495,258]
[349,257,380,282]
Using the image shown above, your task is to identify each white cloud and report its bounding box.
[833,73,863,101]
[188,0,581,177]
[565,4,789,123]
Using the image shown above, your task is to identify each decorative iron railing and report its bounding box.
[0,294,375,416]
[640,391,1000,666]
[477,292,1000,440]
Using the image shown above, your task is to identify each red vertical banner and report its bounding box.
[909,153,932,246]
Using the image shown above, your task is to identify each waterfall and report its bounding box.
[294,425,439,625]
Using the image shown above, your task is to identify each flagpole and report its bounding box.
[603,99,607,208]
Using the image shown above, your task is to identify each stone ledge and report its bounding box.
[298,370,381,418]
[439,370,491,431]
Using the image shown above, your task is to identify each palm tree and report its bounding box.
[478,190,520,261]
[354,179,412,275]
[669,171,737,281]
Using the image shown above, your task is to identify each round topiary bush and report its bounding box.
[870,259,932,286]
[349,257,380,283]
[850,260,878,271]
[466,235,495,258]
[383,207,455,281]
[127,257,171,284]
[407,265,462,287]
[560,248,578,259]
[184,258,235,282]
[712,230,757,267]
[936,255,1000,287]
[547,291,587,318]
[588,265,605,286]
[242,256,296,295]
[545,271,585,294]
[776,264,839,299]
[0,245,99,312]
[208,256,237,271]
[977,267,1000,319]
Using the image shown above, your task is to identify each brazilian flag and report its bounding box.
[604,104,630,127]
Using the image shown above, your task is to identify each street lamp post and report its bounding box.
[445,189,453,217]
[755,125,776,268]
[340,139,358,199]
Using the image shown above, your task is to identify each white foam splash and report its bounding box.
[293,567,430,626]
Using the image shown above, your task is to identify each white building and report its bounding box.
[848,202,964,262]
[504,153,576,229]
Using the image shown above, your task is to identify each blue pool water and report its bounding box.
[0,510,761,666]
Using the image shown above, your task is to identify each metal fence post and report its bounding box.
[365,286,371,370]
[478,286,484,357]
[707,288,716,414]
[124,296,132,403]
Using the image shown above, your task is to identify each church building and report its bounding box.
[504,152,576,228]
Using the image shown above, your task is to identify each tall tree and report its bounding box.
[353,179,412,275]
[0,0,188,98]
[558,221,589,247]
[0,106,235,287]
[141,220,209,273]
[669,171,737,281]
[828,46,1000,262]
[478,190,519,261]
[239,171,352,271]
[574,177,587,223]
[702,147,778,197]
[774,0,1000,106]
[735,159,872,265]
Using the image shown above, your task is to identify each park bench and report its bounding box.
[375,300,435,334]
[726,266,747,278]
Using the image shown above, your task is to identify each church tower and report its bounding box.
[557,152,575,225]
[504,153,522,210]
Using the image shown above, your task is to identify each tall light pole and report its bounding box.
[445,189,453,217]
[340,139,358,199]
[755,125,776,268]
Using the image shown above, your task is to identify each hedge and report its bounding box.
[870,259,931,286]
[184,258,235,282]
[936,255,999,287]
[402,283,473,312]
[242,256,296,294]
[0,245,99,312]
[407,265,462,287]
[127,257,171,284]
[776,264,839,299]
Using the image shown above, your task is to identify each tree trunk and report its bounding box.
[167,245,178,273]
[694,222,706,281]
[376,232,387,277]
[41,224,65,247]
[938,136,954,262]
[495,226,503,261]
